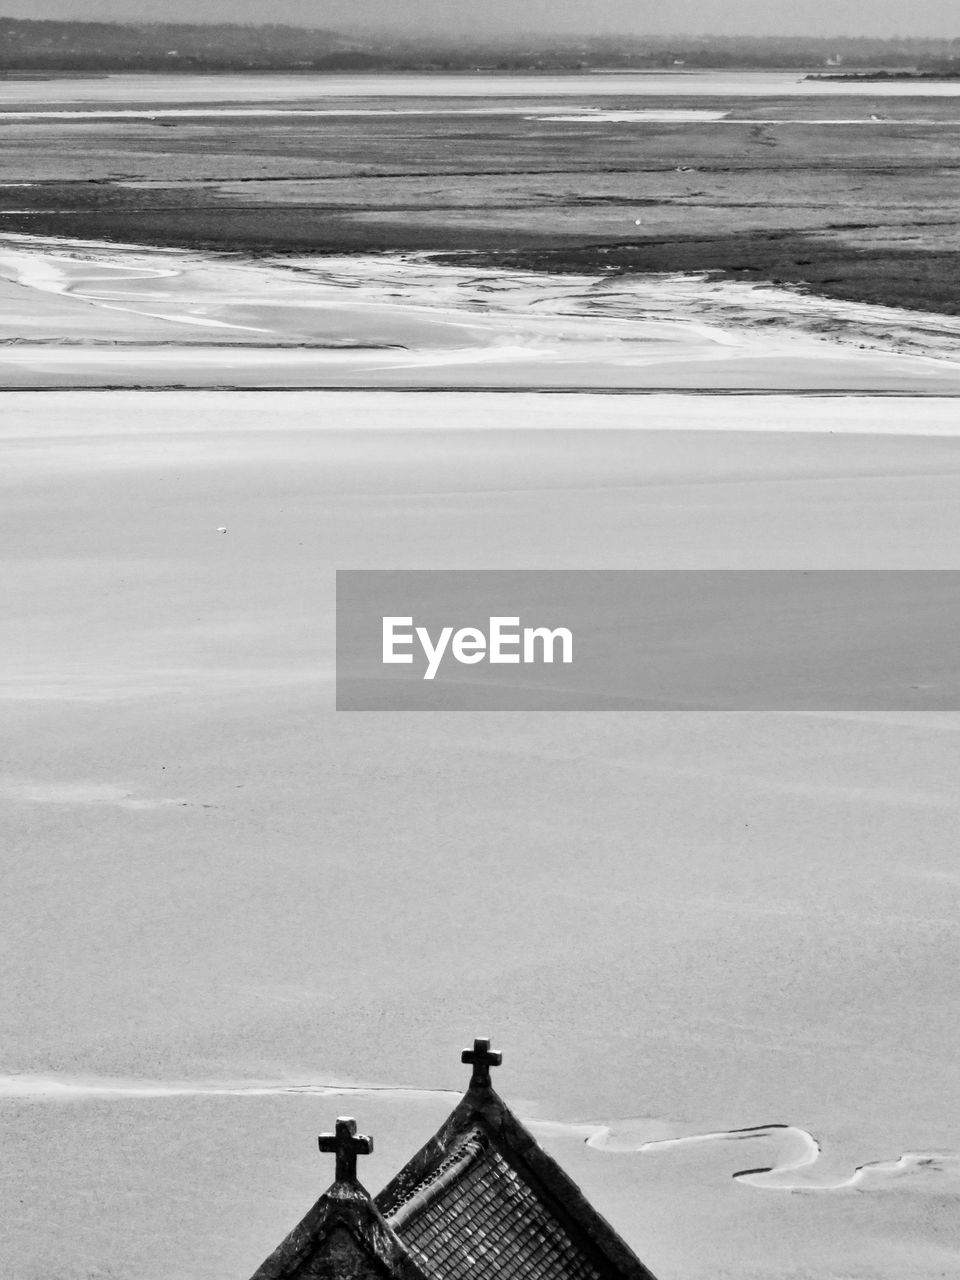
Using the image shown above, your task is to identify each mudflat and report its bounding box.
[1,71,959,311]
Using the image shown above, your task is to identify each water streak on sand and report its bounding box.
[574,1119,960,1193]
[0,1075,459,1102]
[0,777,185,810]
[4,1076,955,1194]
[0,245,272,334]
[0,107,728,121]
[528,113,952,125]
[1,108,953,124]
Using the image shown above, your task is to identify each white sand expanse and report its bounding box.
[3,109,953,123]
[3,71,960,104]
[3,236,960,391]
[2,384,960,1278]
[0,106,734,120]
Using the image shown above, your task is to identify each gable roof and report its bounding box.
[375,1041,660,1280]
[248,1120,431,1280]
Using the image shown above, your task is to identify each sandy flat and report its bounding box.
[3,71,960,103]
[3,236,960,391]
[2,195,960,1280]
[1,388,960,1278]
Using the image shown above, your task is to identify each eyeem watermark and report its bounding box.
[337,570,960,711]
[382,616,573,680]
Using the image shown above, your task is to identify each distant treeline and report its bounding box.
[0,19,382,71]
[0,19,958,73]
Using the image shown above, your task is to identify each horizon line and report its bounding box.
[1,17,957,42]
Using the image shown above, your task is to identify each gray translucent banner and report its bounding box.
[336,571,960,711]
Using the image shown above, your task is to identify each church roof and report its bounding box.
[248,1117,431,1280]
[375,1039,659,1280]
[247,1042,660,1280]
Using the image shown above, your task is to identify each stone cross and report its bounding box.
[461,1037,503,1089]
[318,1117,374,1183]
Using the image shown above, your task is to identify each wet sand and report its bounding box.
[3,70,960,313]
[3,237,960,390]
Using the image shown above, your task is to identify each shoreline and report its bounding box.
[3,209,956,317]
[3,234,960,392]
[440,235,960,318]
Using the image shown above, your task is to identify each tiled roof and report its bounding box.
[249,1045,661,1280]
[393,1128,609,1280]
[377,1070,658,1280]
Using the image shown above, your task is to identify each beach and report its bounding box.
[4,386,960,1278]
[1,67,959,1280]
[3,237,960,389]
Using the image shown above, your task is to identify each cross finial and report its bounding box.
[461,1037,502,1090]
[318,1116,373,1184]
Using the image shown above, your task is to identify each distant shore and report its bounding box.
[808,70,960,83]
[3,17,958,77]
[442,236,960,317]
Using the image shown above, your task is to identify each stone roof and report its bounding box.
[248,1042,660,1280]
[375,1040,659,1280]
[384,1128,612,1280]
[248,1119,431,1280]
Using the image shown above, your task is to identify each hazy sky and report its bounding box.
[2,0,957,39]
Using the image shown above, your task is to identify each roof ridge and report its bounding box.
[248,1161,431,1280]
[376,1084,659,1280]
[387,1130,487,1228]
